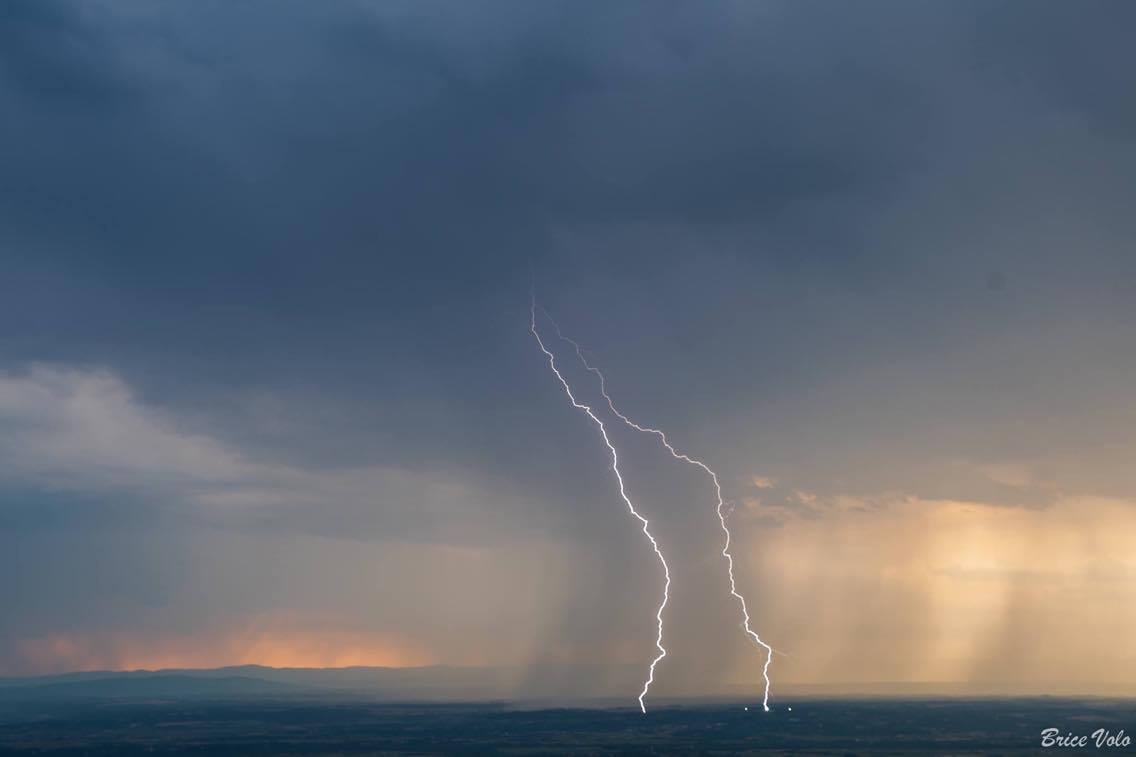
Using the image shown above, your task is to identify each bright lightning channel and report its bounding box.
[546,313,775,712]
[530,297,671,714]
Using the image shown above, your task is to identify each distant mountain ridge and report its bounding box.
[0,673,299,701]
[0,665,511,701]
[0,664,647,704]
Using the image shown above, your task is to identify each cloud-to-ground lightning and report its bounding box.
[545,313,775,712]
[530,296,671,714]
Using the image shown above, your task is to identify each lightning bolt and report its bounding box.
[545,312,775,712]
[530,296,671,714]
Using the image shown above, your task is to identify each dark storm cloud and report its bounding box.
[0,0,138,107]
[3,0,1134,516]
[0,0,934,466]
[972,0,1136,134]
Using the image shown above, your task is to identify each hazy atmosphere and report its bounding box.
[2,0,1135,701]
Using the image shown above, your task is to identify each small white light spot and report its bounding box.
[744,707,748,711]
[788,706,793,712]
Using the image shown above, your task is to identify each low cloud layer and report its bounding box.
[0,365,525,543]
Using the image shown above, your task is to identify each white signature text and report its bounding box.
[1041,728,1131,749]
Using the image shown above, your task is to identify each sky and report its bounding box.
[1,0,1135,697]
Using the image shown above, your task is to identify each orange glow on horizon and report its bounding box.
[12,619,436,675]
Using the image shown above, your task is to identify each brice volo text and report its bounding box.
[1041,728,1131,749]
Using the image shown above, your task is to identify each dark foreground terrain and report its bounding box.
[0,696,1132,755]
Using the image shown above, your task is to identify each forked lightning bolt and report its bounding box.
[545,312,775,712]
[530,297,671,714]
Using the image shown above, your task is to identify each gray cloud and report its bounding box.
[0,365,543,544]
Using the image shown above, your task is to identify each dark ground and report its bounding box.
[0,697,1132,755]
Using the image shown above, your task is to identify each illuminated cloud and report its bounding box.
[734,493,1136,694]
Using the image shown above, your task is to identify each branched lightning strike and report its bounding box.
[530,297,670,714]
[546,314,775,712]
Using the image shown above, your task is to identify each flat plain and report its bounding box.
[0,695,1132,755]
